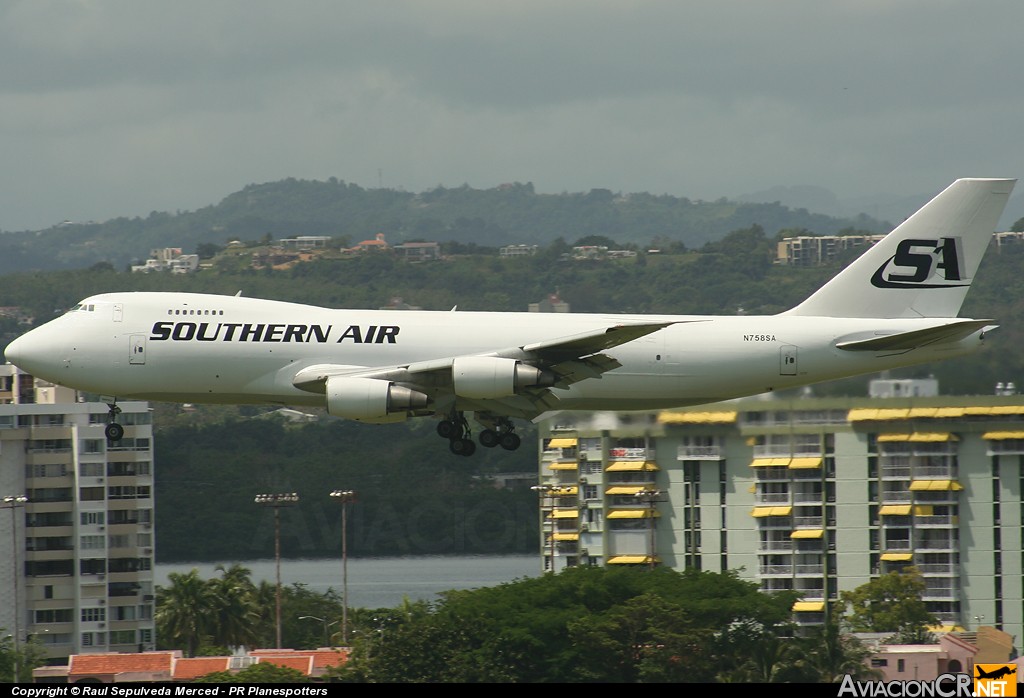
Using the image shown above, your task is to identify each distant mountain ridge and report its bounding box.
[0,178,895,274]
[735,183,1024,229]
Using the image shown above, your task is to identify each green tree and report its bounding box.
[799,609,882,682]
[0,632,47,683]
[337,566,797,683]
[568,593,716,682]
[840,567,938,639]
[208,564,261,650]
[155,569,217,657]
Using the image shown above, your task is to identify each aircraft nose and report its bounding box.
[4,327,58,376]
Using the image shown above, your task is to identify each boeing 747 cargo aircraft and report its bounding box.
[4,178,1015,455]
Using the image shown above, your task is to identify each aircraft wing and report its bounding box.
[292,320,680,418]
[835,319,996,354]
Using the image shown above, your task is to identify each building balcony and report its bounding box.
[676,445,723,460]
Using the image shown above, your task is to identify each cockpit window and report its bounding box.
[68,303,96,313]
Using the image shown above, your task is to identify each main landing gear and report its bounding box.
[105,402,124,442]
[437,412,522,457]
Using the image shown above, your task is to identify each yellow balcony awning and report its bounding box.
[790,529,824,539]
[909,480,963,491]
[989,405,1024,415]
[878,432,957,443]
[906,407,939,418]
[962,405,1024,416]
[789,457,822,469]
[792,601,826,612]
[606,461,659,472]
[607,555,659,565]
[551,509,579,519]
[552,532,579,541]
[914,505,935,516]
[933,407,967,418]
[847,405,913,421]
[751,506,792,518]
[847,408,879,422]
[982,430,1024,440]
[881,553,913,562]
[606,485,646,496]
[750,457,791,467]
[927,625,965,633]
[658,410,737,424]
[607,509,660,519]
[547,437,577,449]
[548,461,578,471]
[879,505,912,516]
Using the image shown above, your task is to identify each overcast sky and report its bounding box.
[2,0,1022,231]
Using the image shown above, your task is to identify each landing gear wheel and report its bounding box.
[449,438,476,456]
[437,420,459,439]
[479,429,500,448]
[499,432,521,451]
[105,422,125,442]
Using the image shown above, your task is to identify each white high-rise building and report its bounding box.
[0,365,156,660]
[537,392,1024,641]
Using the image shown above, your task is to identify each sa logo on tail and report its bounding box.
[871,237,968,289]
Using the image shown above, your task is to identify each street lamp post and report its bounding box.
[634,489,663,570]
[531,485,557,573]
[330,490,356,645]
[3,494,28,682]
[255,493,299,648]
[298,615,339,648]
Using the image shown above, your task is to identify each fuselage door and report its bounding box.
[779,345,797,376]
[113,303,124,322]
[129,334,146,365]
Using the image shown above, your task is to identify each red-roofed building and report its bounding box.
[346,232,389,253]
[171,657,231,681]
[35,648,349,683]
[66,651,177,683]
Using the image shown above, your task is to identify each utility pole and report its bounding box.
[255,493,299,648]
[330,490,356,645]
[3,495,28,682]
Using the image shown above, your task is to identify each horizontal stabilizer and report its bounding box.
[835,320,995,352]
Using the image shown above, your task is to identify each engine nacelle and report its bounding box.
[452,356,555,399]
[325,376,429,424]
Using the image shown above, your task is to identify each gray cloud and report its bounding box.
[2,0,1022,231]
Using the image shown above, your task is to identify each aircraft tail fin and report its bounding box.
[784,178,1016,319]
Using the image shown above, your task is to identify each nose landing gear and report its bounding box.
[105,402,124,442]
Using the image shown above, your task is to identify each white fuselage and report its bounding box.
[5,292,987,415]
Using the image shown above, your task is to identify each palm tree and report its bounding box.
[208,564,260,651]
[155,569,216,657]
[802,611,882,682]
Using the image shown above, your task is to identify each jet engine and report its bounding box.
[325,376,429,423]
[452,356,555,399]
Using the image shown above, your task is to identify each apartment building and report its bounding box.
[536,382,1024,641]
[0,365,156,661]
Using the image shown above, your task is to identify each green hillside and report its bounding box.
[0,178,887,274]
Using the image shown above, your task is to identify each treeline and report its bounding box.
[0,177,888,273]
[155,563,899,683]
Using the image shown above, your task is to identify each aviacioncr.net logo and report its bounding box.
[871,237,969,289]
[974,664,1018,697]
